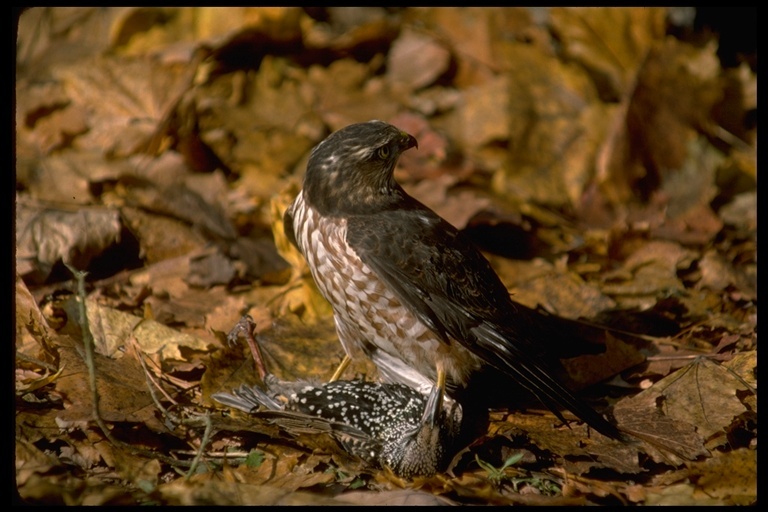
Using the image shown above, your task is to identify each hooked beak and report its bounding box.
[401,132,418,151]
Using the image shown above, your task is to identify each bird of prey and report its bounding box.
[283,120,623,440]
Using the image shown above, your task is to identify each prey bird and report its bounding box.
[215,314,462,478]
[214,374,461,477]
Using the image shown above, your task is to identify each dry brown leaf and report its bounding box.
[719,191,757,231]
[53,335,160,428]
[642,482,726,506]
[156,477,350,506]
[195,7,304,43]
[687,448,756,505]
[513,266,617,320]
[697,249,756,300]
[612,401,707,465]
[387,27,451,92]
[550,7,667,100]
[596,38,723,204]
[446,469,584,505]
[659,358,753,440]
[120,206,207,264]
[488,44,613,207]
[302,7,397,51]
[638,137,725,245]
[118,178,237,240]
[196,56,321,178]
[14,6,757,506]
[111,449,162,488]
[264,453,338,491]
[19,150,136,205]
[723,350,757,390]
[143,285,232,334]
[186,248,238,287]
[460,73,509,152]
[309,58,401,131]
[406,85,463,119]
[250,315,350,383]
[228,239,290,285]
[127,253,192,302]
[15,437,60,490]
[489,257,616,320]
[15,273,63,396]
[560,333,645,390]
[60,296,212,360]
[622,239,697,272]
[19,470,139,505]
[203,350,263,406]
[107,7,179,49]
[651,202,724,247]
[339,489,457,506]
[15,273,56,358]
[493,414,639,475]
[659,139,721,219]
[52,54,194,156]
[618,356,752,445]
[417,7,497,87]
[16,200,122,283]
[211,449,350,495]
[600,240,696,309]
[17,8,118,72]
[204,294,251,336]
[15,77,89,154]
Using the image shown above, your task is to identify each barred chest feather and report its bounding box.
[289,191,478,390]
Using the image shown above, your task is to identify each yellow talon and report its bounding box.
[436,365,446,405]
[329,355,351,382]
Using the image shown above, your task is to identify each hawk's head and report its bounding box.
[303,120,418,215]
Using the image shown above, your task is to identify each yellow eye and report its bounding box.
[377,146,390,159]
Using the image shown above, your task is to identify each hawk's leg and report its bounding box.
[436,363,446,411]
[329,354,351,382]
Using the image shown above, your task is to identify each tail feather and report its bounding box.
[471,322,624,440]
[213,385,371,440]
[212,384,282,413]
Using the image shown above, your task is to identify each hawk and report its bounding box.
[284,120,623,440]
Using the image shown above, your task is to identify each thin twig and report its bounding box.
[65,264,119,447]
[186,412,214,479]
[15,351,59,373]
[64,264,213,472]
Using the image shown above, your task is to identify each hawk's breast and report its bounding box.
[289,191,477,386]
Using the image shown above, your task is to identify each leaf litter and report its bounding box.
[15,6,755,506]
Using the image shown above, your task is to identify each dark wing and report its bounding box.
[346,200,623,440]
[212,385,282,413]
[253,410,373,441]
[213,385,373,442]
[345,201,543,354]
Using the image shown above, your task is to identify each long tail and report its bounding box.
[212,384,282,413]
[470,322,626,441]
